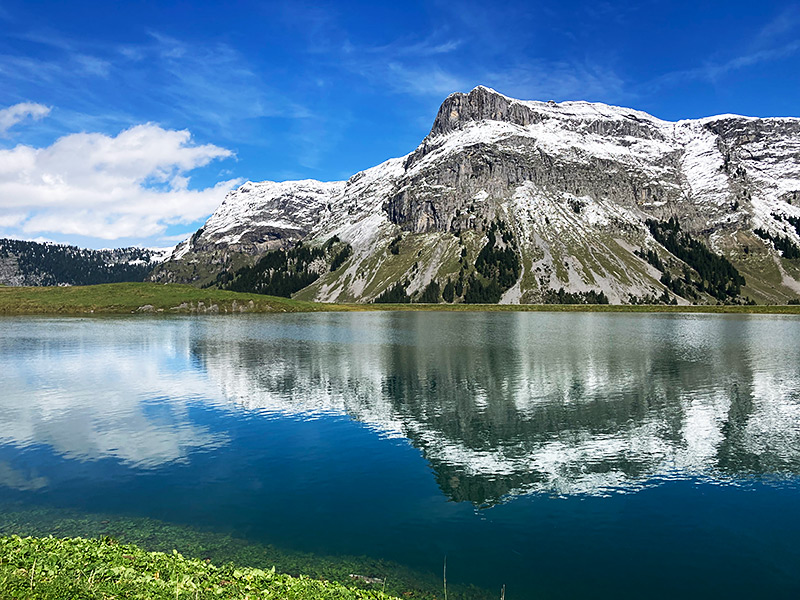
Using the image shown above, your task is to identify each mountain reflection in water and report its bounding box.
[187,312,800,504]
[1,312,799,508]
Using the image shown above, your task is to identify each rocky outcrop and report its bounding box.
[429,86,546,136]
[173,180,345,257]
[387,136,684,235]
[150,180,346,286]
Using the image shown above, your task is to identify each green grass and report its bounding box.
[1,282,800,315]
[0,535,405,600]
[0,505,487,600]
[0,282,324,315]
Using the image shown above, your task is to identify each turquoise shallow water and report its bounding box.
[1,312,799,598]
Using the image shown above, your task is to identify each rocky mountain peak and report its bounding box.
[429,85,544,136]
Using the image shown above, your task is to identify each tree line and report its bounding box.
[0,238,158,286]
[217,237,352,298]
[754,227,800,259]
[645,218,745,301]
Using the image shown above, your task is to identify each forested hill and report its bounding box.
[0,238,166,286]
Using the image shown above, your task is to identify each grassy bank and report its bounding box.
[0,506,488,600]
[0,282,323,315]
[2,282,800,315]
[0,535,405,599]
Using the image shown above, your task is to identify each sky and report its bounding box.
[0,0,799,250]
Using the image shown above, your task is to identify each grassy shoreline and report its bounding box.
[0,503,488,599]
[0,506,488,599]
[0,535,408,600]
[2,281,800,315]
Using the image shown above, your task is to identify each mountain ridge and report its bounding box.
[151,86,800,305]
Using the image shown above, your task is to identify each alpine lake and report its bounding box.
[1,311,799,598]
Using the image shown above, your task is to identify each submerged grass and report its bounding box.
[0,506,489,600]
[2,282,800,315]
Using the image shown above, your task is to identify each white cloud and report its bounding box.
[648,40,800,90]
[385,63,467,97]
[0,212,27,227]
[0,122,239,240]
[485,61,628,103]
[158,231,197,243]
[0,102,50,135]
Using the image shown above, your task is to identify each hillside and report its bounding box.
[0,238,167,286]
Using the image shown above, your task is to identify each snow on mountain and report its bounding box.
[155,86,800,304]
[168,179,347,262]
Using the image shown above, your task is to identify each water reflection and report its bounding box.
[190,312,800,503]
[0,461,48,491]
[0,318,228,469]
[1,313,799,505]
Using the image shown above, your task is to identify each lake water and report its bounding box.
[1,312,799,598]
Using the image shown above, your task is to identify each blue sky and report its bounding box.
[0,0,799,249]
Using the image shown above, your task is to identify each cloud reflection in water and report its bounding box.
[1,312,799,505]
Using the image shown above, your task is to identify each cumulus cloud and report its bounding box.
[0,102,51,135]
[0,122,239,239]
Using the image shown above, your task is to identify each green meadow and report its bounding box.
[2,282,800,315]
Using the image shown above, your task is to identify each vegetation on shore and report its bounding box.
[0,535,405,600]
[0,282,323,315]
[2,281,800,315]
[0,506,487,599]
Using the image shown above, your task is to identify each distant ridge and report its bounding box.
[0,238,168,286]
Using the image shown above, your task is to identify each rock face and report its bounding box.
[150,180,345,284]
[154,86,800,304]
[429,85,547,136]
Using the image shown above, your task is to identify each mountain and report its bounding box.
[0,238,168,286]
[151,86,800,305]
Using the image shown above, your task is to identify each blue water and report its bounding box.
[1,312,800,598]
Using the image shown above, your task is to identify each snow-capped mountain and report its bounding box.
[153,86,800,304]
[170,180,347,261]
